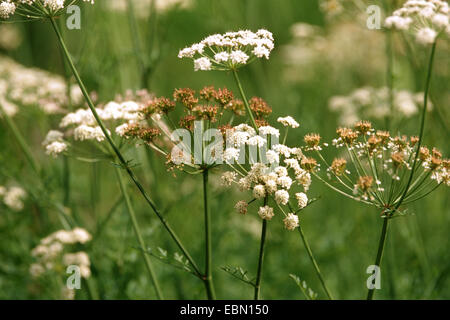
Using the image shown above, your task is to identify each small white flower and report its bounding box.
[416,27,437,44]
[277,116,299,128]
[295,192,308,209]
[45,141,68,157]
[214,52,229,62]
[274,189,289,205]
[266,150,280,164]
[194,57,212,71]
[277,176,293,189]
[3,186,26,211]
[274,166,288,177]
[224,147,241,162]
[283,213,299,230]
[0,1,16,19]
[253,184,266,199]
[230,50,250,65]
[259,125,280,137]
[258,205,274,220]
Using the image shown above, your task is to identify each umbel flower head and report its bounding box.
[43,90,153,159]
[303,120,449,217]
[178,29,275,71]
[0,0,94,20]
[220,115,314,231]
[385,0,449,45]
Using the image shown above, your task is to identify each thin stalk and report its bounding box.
[115,167,163,299]
[202,169,216,300]
[49,17,202,278]
[394,41,437,210]
[0,106,40,174]
[367,216,390,300]
[297,225,334,300]
[366,41,437,301]
[254,197,268,300]
[232,70,258,131]
[286,202,333,299]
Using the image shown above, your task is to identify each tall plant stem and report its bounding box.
[367,216,390,300]
[232,70,258,131]
[254,197,268,300]
[202,169,216,300]
[297,226,333,300]
[395,41,436,207]
[367,42,437,300]
[115,167,163,299]
[0,107,40,174]
[49,17,202,278]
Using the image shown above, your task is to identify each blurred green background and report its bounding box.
[0,0,449,299]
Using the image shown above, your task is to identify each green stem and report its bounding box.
[254,197,268,300]
[0,106,40,174]
[393,41,436,210]
[49,17,202,278]
[367,216,390,300]
[115,167,163,299]
[232,70,258,131]
[366,40,437,301]
[202,169,216,300]
[297,226,334,300]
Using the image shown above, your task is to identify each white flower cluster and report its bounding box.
[42,130,68,157]
[277,116,300,128]
[30,228,92,280]
[46,99,146,157]
[0,0,94,19]
[385,0,449,44]
[222,122,312,231]
[178,29,275,71]
[0,185,26,211]
[329,87,432,126]
[0,55,83,117]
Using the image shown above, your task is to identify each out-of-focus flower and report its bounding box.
[385,0,449,44]
[0,0,95,21]
[0,24,22,50]
[0,185,26,211]
[0,55,83,116]
[328,87,432,126]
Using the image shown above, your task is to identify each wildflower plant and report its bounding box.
[178,29,274,72]
[305,120,449,214]
[385,0,449,45]
[0,0,94,21]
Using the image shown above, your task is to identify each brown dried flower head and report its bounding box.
[355,120,372,134]
[331,158,347,176]
[337,127,358,144]
[301,157,318,172]
[357,176,373,192]
[304,133,321,148]
[249,97,272,119]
